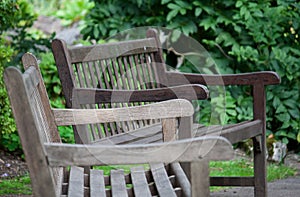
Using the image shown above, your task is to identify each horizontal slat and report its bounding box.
[45,136,234,166]
[167,71,281,86]
[210,176,255,186]
[72,84,208,104]
[93,123,162,145]
[52,99,193,126]
[194,120,263,144]
[69,38,158,63]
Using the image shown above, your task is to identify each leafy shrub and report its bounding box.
[0,0,61,152]
[53,0,94,26]
[82,0,300,150]
[0,37,19,151]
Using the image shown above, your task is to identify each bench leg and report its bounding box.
[191,160,210,197]
[253,136,267,197]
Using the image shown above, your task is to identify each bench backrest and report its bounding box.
[4,54,63,197]
[52,29,170,143]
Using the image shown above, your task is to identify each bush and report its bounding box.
[82,0,300,150]
[0,37,19,151]
[0,0,55,152]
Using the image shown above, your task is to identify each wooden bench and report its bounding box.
[4,53,234,196]
[52,28,280,197]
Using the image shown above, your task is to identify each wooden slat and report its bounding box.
[52,99,194,126]
[111,170,128,197]
[210,176,255,186]
[93,123,162,145]
[45,136,234,167]
[68,167,84,197]
[130,166,152,197]
[72,84,208,105]
[150,163,177,197]
[69,38,159,63]
[167,71,281,86]
[90,169,106,197]
[170,163,191,197]
[194,120,263,144]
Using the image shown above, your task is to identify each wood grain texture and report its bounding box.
[130,166,152,197]
[167,71,281,86]
[52,99,194,126]
[68,167,84,197]
[150,163,177,197]
[90,170,106,197]
[72,84,208,104]
[45,136,234,166]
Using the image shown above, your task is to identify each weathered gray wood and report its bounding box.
[72,84,208,104]
[68,166,84,197]
[150,163,177,197]
[162,118,177,142]
[194,120,263,144]
[170,163,191,197]
[68,38,158,62]
[92,123,161,145]
[45,136,234,167]
[7,56,236,197]
[52,99,194,126]
[191,160,209,197]
[90,169,106,197]
[167,71,281,86]
[130,166,152,197]
[111,170,128,197]
[4,67,58,197]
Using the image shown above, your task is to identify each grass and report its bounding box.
[0,175,32,195]
[0,159,296,195]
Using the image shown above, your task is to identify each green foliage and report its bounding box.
[0,37,19,151]
[53,0,94,26]
[0,0,20,34]
[83,0,300,150]
[0,0,57,152]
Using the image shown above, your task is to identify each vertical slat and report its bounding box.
[90,169,106,197]
[68,166,84,197]
[111,170,128,197]
[150,163,177,197]
[130,166,152,197]
[162,118,177,142]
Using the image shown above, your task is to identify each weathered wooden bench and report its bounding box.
[5,53,234,196]
[52,28,281,196]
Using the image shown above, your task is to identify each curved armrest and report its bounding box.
[45,136,234,166]
[167,71,280,86]
[52,99,194,126]
[72,84,208,104]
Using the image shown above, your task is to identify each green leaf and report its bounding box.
[297,132,300,143]
[236,1,243,8]
[167,3,180,10]
[166,9,178,21]
[195,7,202,17]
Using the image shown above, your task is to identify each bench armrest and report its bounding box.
[52,99,194,126]
[45,136,234,166]
[71,84,208,104]
[166,71,280,86]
